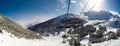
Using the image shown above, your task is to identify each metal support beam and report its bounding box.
[67,0,71,18]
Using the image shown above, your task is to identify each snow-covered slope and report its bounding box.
[0,14,40,39]
[92,38,120,46]
[1,29,120,46]
[0,29,69,46]
[84,10,120,28]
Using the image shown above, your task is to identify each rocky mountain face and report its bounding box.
[28,13,87,35]
[27,11,120,46]
[0,14,41,39]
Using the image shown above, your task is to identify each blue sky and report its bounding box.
[0,0,62,20]
[0,0,120,23]
[105,0,120,12]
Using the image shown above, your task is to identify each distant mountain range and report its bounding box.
[27,10,120,44]
[28,10,120,34]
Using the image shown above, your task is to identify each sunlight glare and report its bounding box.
[88,0,104,11]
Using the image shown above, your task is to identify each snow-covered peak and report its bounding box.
[84,10,114,20]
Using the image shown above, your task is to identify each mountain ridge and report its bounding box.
[0,14,41,39]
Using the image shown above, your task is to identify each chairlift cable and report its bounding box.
[86,0,99,15]
[80,0,90,15]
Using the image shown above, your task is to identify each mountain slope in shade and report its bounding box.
[0,14,41,39]
[28,13,87,35]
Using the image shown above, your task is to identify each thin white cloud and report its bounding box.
[58,0,66,4]
[80,2,84,9]
[57,0,67,10]
[71,0,76,3]
[16,15,56,28]
[57,0,106,12]
[57,0,82,13]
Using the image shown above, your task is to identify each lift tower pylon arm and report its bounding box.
[67,0,71,18]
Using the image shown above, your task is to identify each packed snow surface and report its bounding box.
[0,30,69,46]
[0,29,120,46]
